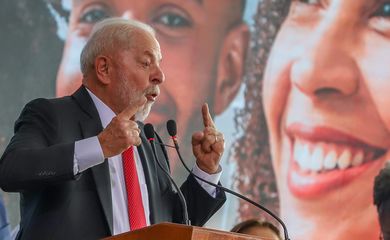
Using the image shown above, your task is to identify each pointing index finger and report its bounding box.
[202,103,215,128]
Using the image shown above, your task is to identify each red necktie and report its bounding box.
[122,146,147,230]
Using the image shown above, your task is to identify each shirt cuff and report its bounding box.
[192,163,222,198]
[73,136,105,175]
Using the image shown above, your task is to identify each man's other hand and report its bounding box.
[192,103,225,174]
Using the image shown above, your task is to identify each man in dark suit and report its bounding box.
[0,18,226,239]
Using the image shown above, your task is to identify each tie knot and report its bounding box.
[122,146,134,161]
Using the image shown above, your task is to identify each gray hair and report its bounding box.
[80,18,155,77]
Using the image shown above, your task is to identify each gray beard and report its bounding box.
[134,101,153,121]
[117,72,150,122]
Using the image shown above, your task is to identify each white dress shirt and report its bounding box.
[72,89,222,235]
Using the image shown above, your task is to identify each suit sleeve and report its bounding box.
[0,99,76,192]
[177,175,226,226]
[154,133,226,226]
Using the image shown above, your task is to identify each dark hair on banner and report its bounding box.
[374,163,390,208]
[233,0,291,219]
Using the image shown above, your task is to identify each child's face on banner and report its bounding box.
[56,0,247,167]
[263,0,390,239]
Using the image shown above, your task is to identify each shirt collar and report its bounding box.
[86,88,116,128]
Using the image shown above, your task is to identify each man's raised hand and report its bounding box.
[98,98,146,158]
[192,103,225,174]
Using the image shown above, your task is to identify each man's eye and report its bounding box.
[154,13,192,28]
[143,61,151,68]
[373,2,390,17]
[79,8,111,24]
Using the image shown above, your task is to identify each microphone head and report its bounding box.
[144,123,155,140]
[166,120,177,137]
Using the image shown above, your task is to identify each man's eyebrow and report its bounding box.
[144,51,154,59]
[144,50,162,61]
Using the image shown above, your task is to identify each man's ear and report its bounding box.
[95,55,111,85]
[214,23,249,115]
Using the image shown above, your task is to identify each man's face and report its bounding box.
[263,0,390,239]
[57,0,246,168]
[106,31,163,120]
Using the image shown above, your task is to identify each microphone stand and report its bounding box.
[144,124,191,226]
[169,136,290,240]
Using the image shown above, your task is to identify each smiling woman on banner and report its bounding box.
[235,0,390,239]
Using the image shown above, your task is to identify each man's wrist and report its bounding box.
[196,162,220,174]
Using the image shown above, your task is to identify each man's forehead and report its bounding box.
[139,31,162,60]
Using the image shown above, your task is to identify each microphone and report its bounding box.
[143,123,190,226]
[167,119,177,136]
[166,120,290,240]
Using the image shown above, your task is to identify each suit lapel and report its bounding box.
[72,86,113,235]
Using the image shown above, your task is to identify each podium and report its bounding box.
[103,222,264,240]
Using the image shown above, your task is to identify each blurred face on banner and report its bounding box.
[56,0,248,171]
[263,0,390,239]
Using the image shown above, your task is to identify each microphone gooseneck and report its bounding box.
[143,123,190,226]
[154,142,176,149]
[166,120,290,240]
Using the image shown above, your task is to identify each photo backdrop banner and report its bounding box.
[0,1,386,239]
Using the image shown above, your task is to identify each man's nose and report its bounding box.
[290,12,360,99]
[151,65,165,85]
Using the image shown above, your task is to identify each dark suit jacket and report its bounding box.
[0,86,226,240]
